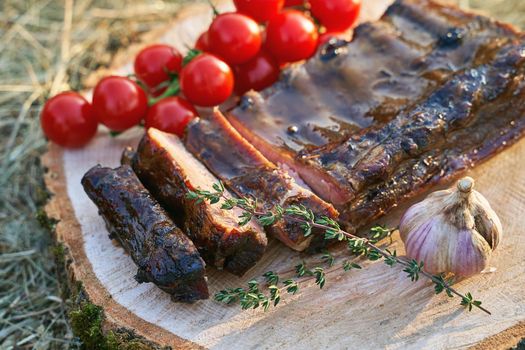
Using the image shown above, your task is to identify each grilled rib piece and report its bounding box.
[228,0,520,205]
[133,128,267,276]
[81,165,208,302]
[339,41,525,227]
[185,110,339,252]
[228,0,525,231]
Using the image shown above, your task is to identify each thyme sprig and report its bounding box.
[187,182,490,315]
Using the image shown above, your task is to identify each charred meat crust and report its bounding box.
[185,110,339,252]
[342,42,525,227]
[321,40,525,227]
[81,165,209,302]
[120,146,136,166]
[227,0,525,231]
[133,128,267,276]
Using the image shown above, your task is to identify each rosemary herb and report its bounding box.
[187,182,490,315]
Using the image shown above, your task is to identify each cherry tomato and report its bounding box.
[265,10,318,63]
[208,13,262,65]
[92,76,148,132]
[134,44,182,89]
[145,97,197,137]
[195,31,210,52]
[284,0,303,6]
[318,31,347,47]
[40,92,98,148]
[309,0,361,32]
[233,0,284,23]
[234,50,280,95]
[180,54,234,107]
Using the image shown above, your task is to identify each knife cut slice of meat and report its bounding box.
[185,109,339,251]
[133,128,267,276]
[81,165,209,302]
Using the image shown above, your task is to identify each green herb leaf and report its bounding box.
[369,225,393,243]
[321,251,335,267]
[269,285,281,306]
[295,262,312,277]
[313,267,326,289]
[301,221,313,237]
[283,279,299,295]
[238,211,253,226]
[343,261,361,271]
[263,271,279,286]
[384,249,397,267]
[403,259,424,282]
[367,249,382,261]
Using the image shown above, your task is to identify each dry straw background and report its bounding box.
[1,0,524,349]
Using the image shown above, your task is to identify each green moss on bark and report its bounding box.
[36,207,58,232]
[52,242,66,266]
[69,300,168,350]
[70,302,107,349]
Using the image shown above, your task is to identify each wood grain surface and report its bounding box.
[42,1,525,349]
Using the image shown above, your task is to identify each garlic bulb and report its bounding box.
[399,177,502,277]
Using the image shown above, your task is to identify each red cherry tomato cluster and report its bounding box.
[41,0,361,148]
[196,0,361,98]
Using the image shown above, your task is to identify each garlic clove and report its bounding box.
[399,191,450,242]
[452,229,491,277]
[400,177,502,278]
[470,192,503,250]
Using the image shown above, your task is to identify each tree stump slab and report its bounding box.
[42,1,525,349]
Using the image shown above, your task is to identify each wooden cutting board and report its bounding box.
[42,1,525,349]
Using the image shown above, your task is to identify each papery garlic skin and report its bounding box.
[400,177,502,278]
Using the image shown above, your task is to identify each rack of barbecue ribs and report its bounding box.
[227,0,525,232]
[83,0,525,301]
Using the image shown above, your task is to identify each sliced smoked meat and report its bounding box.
[133,128,267,276]
[185,110,339,252]
[81,165,209,302]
